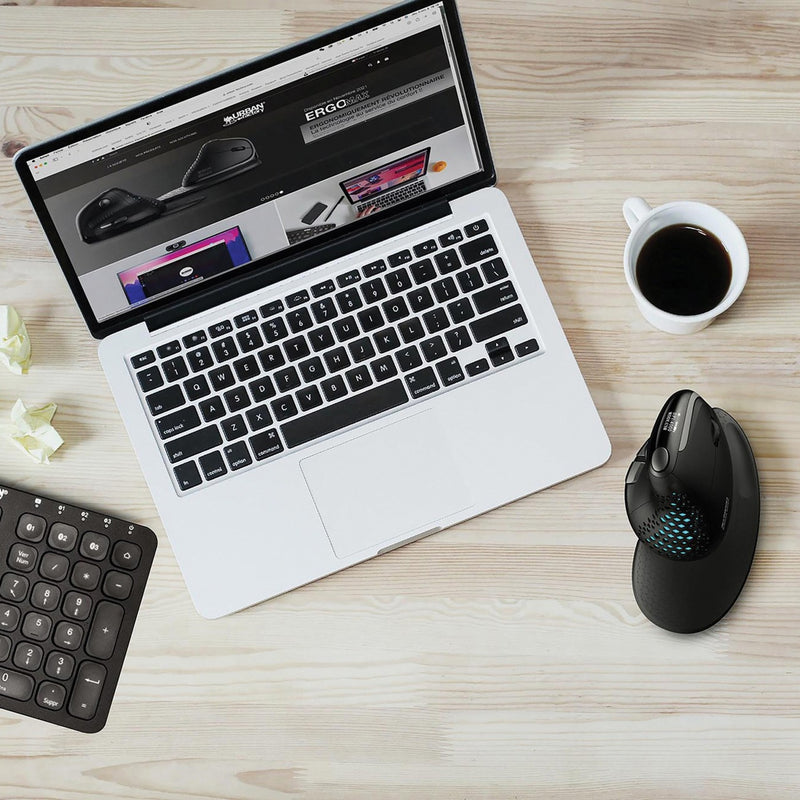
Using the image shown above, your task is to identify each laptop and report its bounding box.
[14,0,610,618]
[340,148,430,213]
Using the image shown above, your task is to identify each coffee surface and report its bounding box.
[636,224,732,316]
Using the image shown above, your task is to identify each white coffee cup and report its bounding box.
[622,197,749,334]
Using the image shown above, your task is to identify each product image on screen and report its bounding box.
[118,227,250,304]
[341,149,430,203]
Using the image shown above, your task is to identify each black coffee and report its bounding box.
[635,224,732,316]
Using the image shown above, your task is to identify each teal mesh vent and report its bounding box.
[635,491,710,560]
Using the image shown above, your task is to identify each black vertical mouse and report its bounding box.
[625,389,759,633]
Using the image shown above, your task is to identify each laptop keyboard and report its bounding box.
[355,180,425,213]
[129,218,544,493]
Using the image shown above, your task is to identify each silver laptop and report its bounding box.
[15,0,610,618]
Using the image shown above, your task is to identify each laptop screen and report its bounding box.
[19,0,484,329]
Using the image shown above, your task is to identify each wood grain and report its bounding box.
[1,0,800,798]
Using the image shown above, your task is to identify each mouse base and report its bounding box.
[632,408,759,634]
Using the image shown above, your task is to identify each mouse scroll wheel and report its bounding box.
[231,146,246,151]
[651,447,670,472]
[99,197,111,207]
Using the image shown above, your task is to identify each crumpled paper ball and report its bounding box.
[10,399,64,464]
[0,305,32,374]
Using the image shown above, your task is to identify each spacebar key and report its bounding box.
[281,379,408,448]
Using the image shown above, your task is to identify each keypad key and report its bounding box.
[405,367,440,399]
[62,593,92,621]
[182,330,207,348]
[0,604,20,631]
[211,337,238,362]
[413,240,437,257]
[136,366,163,393]
[199,396,226,422]
[233,355,260,382]
[186,347,214,372]
[17,513,46,542]
[258,345,285,371]
[174,460,202,490]
[398,318,425,344]
[481,257,508,283]
[388,250,412,267]
[434,249,460,274]
[357,307,384,333]
[411,258,437,284]
[45,522,76,553]
[0,634,9,661]
[337,269,361,287]
[261,317,289,343]
[299,356,326,382]
[236,327,263,353]
[311,280,335,297]
[44,651,75,681]
[473,281,518,314]
[224,387,251,413]
[311,297,338,323]
[164,425,223,464]
[361,278,388,304]
[336,289,363,314]
[436,357,466,386]
[345,366,373,392]
[221,414,247,442]
[309,326,335,352]
[324,347,350,373]
[21,610,53,638]
[209,320,233,338]
[259,300,284,318]
[408,286,434,312]
[184,374,211,401]
[39,553,69,582]
[432,277,458,303]
[421,336,447,363]
[30,581,60,611]
[362,259,386,277]
[445,326,472,352]
[111,541,142,571]
[370,356,398,381]
[515,338,540,357]
[274,366,301,393]
[439,229,463,247]
[199,451,227,481]
[234,309,259,328]
[0,573,28,602]
[470,304,528,342]
[297,385,324,411]
[448,298,476,323]
[0,668,33,701]
[86,601,124,660]
[162,356,189,383]
[249,375,276,402]
[284,336,310,361]
[321,375,347,402]
[102,571,133,600]
[245,405,272,432]
[156,340,181,358]
[333,316,359,342]
[374,328,401,353]
[14,642,43,671]
[466,358,490,377]
[396,346,423,372]
[386,268,412,294]
[8,543,37,572]
[71,562,101,591]
[209,365,236,392]
[146,385,185,416]
[130,351,155,369]
[286,289,310,308]
[224,442,253,471]
[456,267,484,293]
[36,681,66,711]
[287,308,313,333]
[422,308,449,334]
[68,661,106,719]
[156,406,200,439]
[465,219,489,237]
[271,395,299,421]
[80,531,109,561]
[349,337,376,364]
[382,296,410,323]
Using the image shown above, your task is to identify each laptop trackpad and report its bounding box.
[300,411,473,559]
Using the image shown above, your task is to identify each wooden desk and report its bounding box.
[1,1,799,797]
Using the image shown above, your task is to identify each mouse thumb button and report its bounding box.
[651,447,669,472]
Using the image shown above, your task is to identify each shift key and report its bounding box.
[469,304,528,342]
[164,425,222,463]
[86,601,124,660]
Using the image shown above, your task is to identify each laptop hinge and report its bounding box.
[144,198,453,334]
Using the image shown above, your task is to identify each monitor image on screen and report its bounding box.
[340,149,431,204]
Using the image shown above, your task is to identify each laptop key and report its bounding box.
[284,336,310,361]
[209,320,233,338]
[245,404,272,432]
[297,385,323,411]
[221,415,247,441]
[386,268,412,294]
[156,340,181,358]
[287,308,313,333]
[131,351,155,369]
[349,337,375,363]
[311,280,335,297]
[382,296,410,323]
[346,366,373,392]
[405,367,440,399]
[486,337,514,366]
[299,356,325,382]
[413,240,437,257]
[362,259,386,277]
[370,355,398,381]
[234,310,259,328]
[224,442,252,471]
[286,289,309,308]
[250,429,284,461]
[147,385,185,416]
[311,297,338,323]
[211,337,238,362]
[466,358,490,377]
[173,461,202,491]
[357,306,384,333]
[422,307,449,334]
[199,451,227,481]
[321,375,347,401]
[469,304,528,342]
[136,366,163,393]
[481,257,508,284]
[434,249,460,274]
[233,355,259,381]
[257,345,285,372]
[421,336,447,362]
[248,376,276,402]
[410,259,437,285]
[333,316,359,342]
[396,346,423,372]
[182,330,207,348]
[281,378,408,448]
[162,356,188,383]
[388,250,412,267]
[336,289,363,314]
[374,328,400,353]
[209,365,235,391]
[456,267,484,293]
[460,234,499,265]
[259,299,285,318]
[445,326,471,352]
[473,281,518,314]
[337,269,361,287]
[465,219,489,237]
[271,395,298,421]
[199,396,226,422]
[361,278,388,304]
[261,317,289,343]
[236,327,263,352]
[274,366,301,393]
[447,298,476,323]
[436,357,465,386]
[187,346,212,372]
[324,347,350,373]
[165,425,223,463]
[408,286,434,313]
[398,318,425,344]
[432,277,458,303]
[156,406,200,439]
[309,326,335,352]
[439,229,463,247]
[224,387,251,412]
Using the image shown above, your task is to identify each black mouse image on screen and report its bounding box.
[76,187,166,243]
[624,389,759,633]
[180,137,260,189]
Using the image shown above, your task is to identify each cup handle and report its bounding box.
[623,197,652,231]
